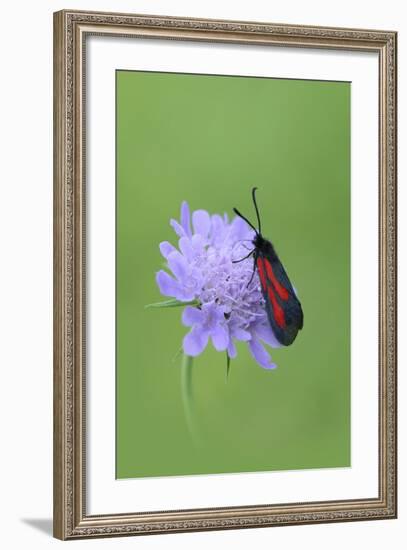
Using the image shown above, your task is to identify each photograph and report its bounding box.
[116,70,351,479]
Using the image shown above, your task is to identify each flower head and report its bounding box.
[156,201,281,369]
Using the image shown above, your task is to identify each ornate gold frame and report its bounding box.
[53,9,397,540]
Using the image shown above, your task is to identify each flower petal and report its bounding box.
[201,301,225,327]
[210,214,225,241]
[227,339,237,359]
[191,233,205,253]
[167,250,190,282]
[156,270,181,298]
[180,201,192,238]
[192,210,211,238]
[248,339,277,370]
[156,270,195,301]
[231,327,251,341]
[159,241,176,259]
[231,215,256,242]
[170,219,186,238]
[253,323,281,348]
[183,327,209,356]
[178,236,194,262]
[182,306,203,327]
[211,324,229,352]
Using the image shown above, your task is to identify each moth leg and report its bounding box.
[232,249,254,263]
[246,252,258,287]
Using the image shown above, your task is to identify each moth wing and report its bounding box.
[268,257,304,331]
[257,254,303,346]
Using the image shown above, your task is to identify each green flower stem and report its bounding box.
[181,354,201,449]
[145,298,200,309]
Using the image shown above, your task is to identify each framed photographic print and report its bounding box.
[53,9,397,540]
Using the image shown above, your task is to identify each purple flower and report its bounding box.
[156,201,282,369]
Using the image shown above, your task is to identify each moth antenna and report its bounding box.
[252,187,262,235]
[233,208,259,235]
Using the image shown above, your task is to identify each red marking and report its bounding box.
[267,286,286,329]
[264,259,289,301]
[256,257,267,291]
[257,257,286,329]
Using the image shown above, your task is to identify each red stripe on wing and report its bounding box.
[257,257,286,329]
[264,259,289,301]
[256,257,268,291]
[267,286,286,329]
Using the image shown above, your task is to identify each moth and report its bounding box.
[233,188,304,346]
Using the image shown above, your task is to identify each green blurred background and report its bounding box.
[116,70,350,478]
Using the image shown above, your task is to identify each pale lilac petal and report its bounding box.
[180,201,192,238]
[248,339,276,369]
[178,236,194,262]
[182,306,203,327]
[170,219,186,238]
[231,216,252,241]
[211,324,229,351]
[227,339,237,359]
[190,266,204,288]
[167,250,190,282]
[178,288,197,301]
[183,327,209,356]
[211,214,224,236]
[159,241,176,259]
[156,270,181,298]
[203,302,225,327]
[231,327,251,341]
[253,323,282,348]
[156,270,195,301]
[191,233,205,253]
[192,210,211,238]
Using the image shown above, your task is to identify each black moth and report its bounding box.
[233,188,303,346]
